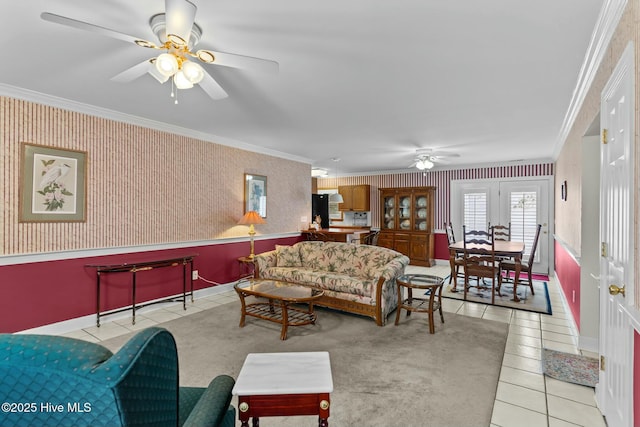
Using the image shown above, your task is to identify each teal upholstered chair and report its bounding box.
[0,327,235,427]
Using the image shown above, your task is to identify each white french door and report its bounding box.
[499,181,549,274]
[597,42,635,427]
[451,177,551,274]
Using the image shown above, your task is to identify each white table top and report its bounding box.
[232,351,333,395]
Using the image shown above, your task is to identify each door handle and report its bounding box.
[609,284,626,297]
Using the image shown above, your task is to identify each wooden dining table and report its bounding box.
[448,240,526,302]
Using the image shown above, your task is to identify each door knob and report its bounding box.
[609,284,626,297]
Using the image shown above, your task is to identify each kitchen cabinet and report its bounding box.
[338,185,370,211]
[379,186,436,266]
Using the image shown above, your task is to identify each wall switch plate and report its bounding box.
[192,270,199,280]
[301,216,308,223]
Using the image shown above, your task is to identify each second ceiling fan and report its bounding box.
[41,0,279,102]
[409,148,460,170]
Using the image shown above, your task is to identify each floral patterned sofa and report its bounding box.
[253,241,410,326]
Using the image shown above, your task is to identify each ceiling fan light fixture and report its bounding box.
[173,70,194,89]
[416,158,434,170]
[182,60,205,84]
[156,53,179,77]
[148,61,170,83]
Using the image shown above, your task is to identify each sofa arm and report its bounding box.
[181,375,235,427]
[380,255,410,282]
[254,250,277,277]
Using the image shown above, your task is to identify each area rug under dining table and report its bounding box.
[101,299,509,427]
[406,264,552,315]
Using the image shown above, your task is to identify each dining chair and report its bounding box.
[361,230,380,245]
[489,222,511,241]
[462,225,500,304]
[445,222,465,285]
[498,223,542,296]
[306,230,336,242]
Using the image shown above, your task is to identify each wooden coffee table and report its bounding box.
[232,352,333,427]
[234,279,324,340]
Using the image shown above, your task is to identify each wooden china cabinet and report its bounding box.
[378,187,436,266]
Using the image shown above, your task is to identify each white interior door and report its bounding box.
[597,42,634,427]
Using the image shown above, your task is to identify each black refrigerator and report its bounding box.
[311,194,330,229]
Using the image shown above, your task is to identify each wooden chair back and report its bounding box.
[445,222,456,245]
[462,226,499,304]
[362,230,380,245]
[526,224,543,270]
[490,222,511,241]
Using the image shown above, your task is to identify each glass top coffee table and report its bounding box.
[234,279,324,340]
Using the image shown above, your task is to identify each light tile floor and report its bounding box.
[57,274,605,427]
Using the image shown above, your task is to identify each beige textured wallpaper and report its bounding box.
[0,97,311,255]
[555,0,637,255]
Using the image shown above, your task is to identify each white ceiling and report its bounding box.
[1,0,603,175]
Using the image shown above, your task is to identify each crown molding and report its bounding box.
[0,83,313,165]
[553,0,628,159]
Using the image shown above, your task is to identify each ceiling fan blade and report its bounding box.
[198,72,228,100]
[41,12,156,47]
[196,49,279,74]
[165,0,197,45]
[111,60,156,83]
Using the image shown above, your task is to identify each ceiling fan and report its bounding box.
[409,148,460,170]
[41,0,279,103]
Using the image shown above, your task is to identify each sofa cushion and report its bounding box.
[258,267,377,298]
[275,245,302,267]
[296,241,400,279]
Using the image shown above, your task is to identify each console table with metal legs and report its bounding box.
[87,254,197,327]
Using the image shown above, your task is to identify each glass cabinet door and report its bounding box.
[382,195,396,230]
[398,195,411,230]
[414,193,429,231]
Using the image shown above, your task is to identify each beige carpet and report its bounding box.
[102,300,508,427]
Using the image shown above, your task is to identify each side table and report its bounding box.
[237,256,255,280]
[232,352,333,427]
[395,274,444,334]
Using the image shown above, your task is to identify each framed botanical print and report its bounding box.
[19,143,87,222]
[244,174,267,218]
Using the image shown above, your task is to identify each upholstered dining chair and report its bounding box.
[462,225,500,304]
[445,222,465,285]
[0,327,235,427]
[498,223,542,296]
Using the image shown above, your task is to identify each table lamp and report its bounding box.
[238,211,266,258]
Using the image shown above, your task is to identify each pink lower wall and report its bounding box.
[0,236,300,333]
[554,239,580,331]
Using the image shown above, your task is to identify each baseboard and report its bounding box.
[17,282,236,336]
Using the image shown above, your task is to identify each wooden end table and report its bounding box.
[234,279,324,340]
[232,352,333,427]
[395,274,445,334]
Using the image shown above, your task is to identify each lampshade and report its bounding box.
[156,53,179,77]
[238,211,266,225]
[173,70,194,89]
[416,158,434,170]
[182,60,205,84]
[329,193,344,203]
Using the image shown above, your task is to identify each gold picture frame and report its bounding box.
[244,174,267,218]
[19,143,87,222]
